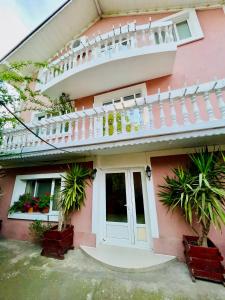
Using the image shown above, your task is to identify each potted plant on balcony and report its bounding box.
[41,164,92,259]
[158,148,225,284]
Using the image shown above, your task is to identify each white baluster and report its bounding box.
[190,88,200,122]
[81,111,86,140]
[158,27,163,44]
[120,109,126,134]
[215,87,225,118]
[180,92,189,126]
[89,115,93,139]
[158,89,166,128]
[113,108,117,136]
[139,105,145,131]
[147,102,153,128]
[75,117,79,141]
[104,110,109,137]
[168,87,176,125]
[168,24,174,42]
[203,91,214,121]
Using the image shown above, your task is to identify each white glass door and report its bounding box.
[103,169,149,248]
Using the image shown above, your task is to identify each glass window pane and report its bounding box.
[52,179,61,210]
[176,21,191,40]
[25,180,36,196]
[36,179,52,197]
[106,173,127,222]
[133,172,145,224]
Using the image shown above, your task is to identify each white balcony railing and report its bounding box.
[1,78,225,155]
[37,20,175,91]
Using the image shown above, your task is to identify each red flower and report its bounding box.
[45,192,51,196]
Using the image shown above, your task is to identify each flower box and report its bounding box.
[41,225,74,259]
[183,235,225,285]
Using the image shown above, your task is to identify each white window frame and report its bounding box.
[8,173,65,221]
[158,9,204,46]
[94,83,147,107]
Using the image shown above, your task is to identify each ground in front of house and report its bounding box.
[0,239,224,300]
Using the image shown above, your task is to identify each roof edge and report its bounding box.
[0,0,72,64]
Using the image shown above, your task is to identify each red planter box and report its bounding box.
[183,235,225,285]
[41,225,74,260]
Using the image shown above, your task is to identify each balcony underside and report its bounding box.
[1,125,225,167]
[41,44,177,99]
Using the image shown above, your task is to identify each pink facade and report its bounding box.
[0,163,95,248]
[1,5,225,262]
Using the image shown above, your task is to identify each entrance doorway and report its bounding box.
[102,169,150,248]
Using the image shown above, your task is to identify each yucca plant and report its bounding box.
[159,148,225,247]
[58,164,91,231]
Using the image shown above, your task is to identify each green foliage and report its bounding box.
[8,193,32,214]
[48,92,74,116]
[29,220,52,244]
[158,148,225,246]
[38,193,51,209]
[59,165,91,215]
[0,60,62,147]
[103,112,131,136]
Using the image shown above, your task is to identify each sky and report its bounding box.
[0,0,67,60]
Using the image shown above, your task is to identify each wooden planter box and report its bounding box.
[183,235,225,285]
[41,225,74,260]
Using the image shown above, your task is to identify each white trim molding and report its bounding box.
[8,172,65,221]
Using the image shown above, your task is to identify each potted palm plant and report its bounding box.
[159,148,225,284]
[41,164,92,259]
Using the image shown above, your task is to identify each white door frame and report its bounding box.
[92,153,159,250]
[101,167,152,249]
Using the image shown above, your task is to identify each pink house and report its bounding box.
[1,0,225,261]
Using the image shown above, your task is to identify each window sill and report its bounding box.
[8,212,59,222]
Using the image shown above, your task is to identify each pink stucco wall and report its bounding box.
[151,155,225,261]
[68,8,225,114]
[0,163,96,248]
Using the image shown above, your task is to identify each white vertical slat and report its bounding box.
[190,92,200,123]
[158,89,166,128]
[113,108,117,136]
[89,115,93,139]
[104,109,109,137]
[81,111,86,140]
[215,87,225,118]
[203,91,214,121]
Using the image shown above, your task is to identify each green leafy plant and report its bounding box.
[29,220,52,244]
[158,148,225,247]
[58,164,91,231]
[8,193,32,214]
[38,192,51,210]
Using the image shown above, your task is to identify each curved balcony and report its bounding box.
[2,78,225,163]
[37,21,177,99]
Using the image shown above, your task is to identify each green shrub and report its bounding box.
[29,220,52,244]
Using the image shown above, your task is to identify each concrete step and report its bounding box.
[80,245,176,272]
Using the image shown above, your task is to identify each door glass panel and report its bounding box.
[133,172,145,224]
[106,173,127,222]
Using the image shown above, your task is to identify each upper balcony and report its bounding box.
[1,78,225,165]
[36,21,177,99]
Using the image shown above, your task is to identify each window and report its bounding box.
[103,93,142,106]
[8,173,64,221]
[176,20,192,40]
[158,9,204,45]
